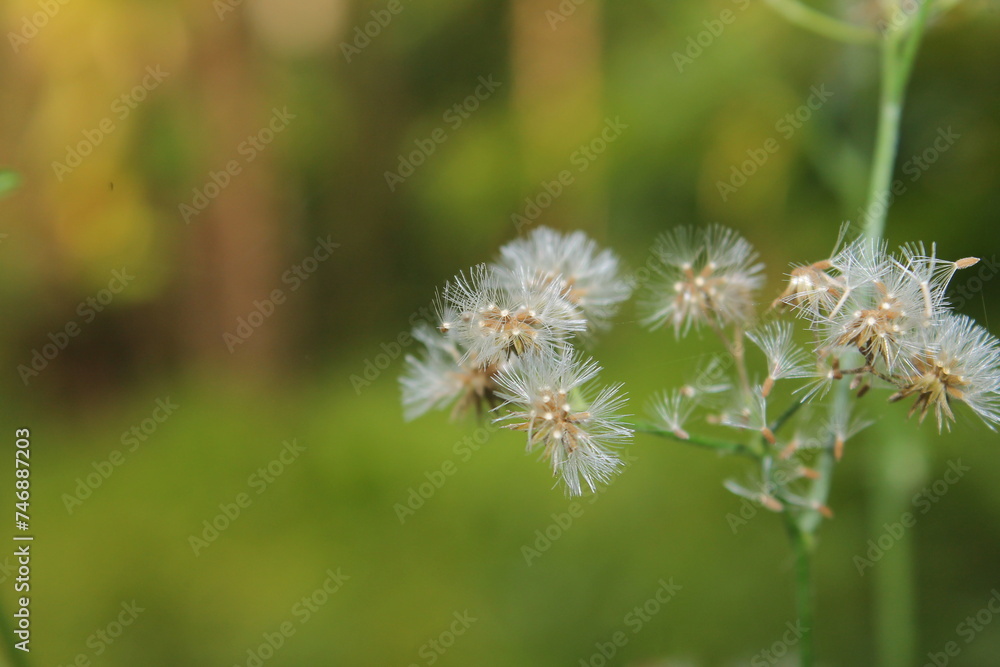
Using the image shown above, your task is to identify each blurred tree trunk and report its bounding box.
[182,19,288,377]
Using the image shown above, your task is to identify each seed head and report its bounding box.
[650,389,696,440]
[443,264,586,365]
[643,225,764,337]
[889,314,1000,431]
[746,321,811,396]
[492,350,632,496]
[494,226,632,331]
[400,325,503,421]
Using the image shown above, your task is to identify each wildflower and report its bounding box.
[895,243,978,322]
[795,357,841,403]
[650,390,696,440]
[725,459,831,517]
[889,314,1000,431]
[747,321,811,396]
[399,325,502,421]
[492,350,632,495]
[793,239,979,373]
[823,391,872,459]
[811,238,921,369]
[643,225,764,337]
[773,260,841,313]
[494,226,632,331]
[721,387,775,444]
[442,264,586,365]
[724,478,784,512]
[775,222,851,313]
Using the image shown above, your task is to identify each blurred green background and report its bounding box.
[3,0,1000,665]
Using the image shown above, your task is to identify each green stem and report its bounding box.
[865,430,925,667]
[634,423,762,459]
[862,0,935,238]
[800,447,835,536]
[786,516,815,667]
[763,0,879,44]
[769,399,806,436]
[860,4,935,666]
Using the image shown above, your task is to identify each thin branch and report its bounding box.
[763,0,879,44]
[770,398,806,436]
[707,319,751,398]
[634,422,762,460]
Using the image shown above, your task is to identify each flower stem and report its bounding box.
[769,398,806,436]
[865,430,925,667]
[862,0,935,238]
[707,320,751,398]
[763,0,879,44]
[860,4,936,666]
[786,517,815,667]
[634,422,762,459]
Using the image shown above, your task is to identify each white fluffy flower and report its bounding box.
[789,238,978,374]
[399,325,502,421]
[747,321,811,396]
[494,226,632,331]
[774,260,841,313]
[811,239,925,369]
[721,387,776,444]
[643,225,764,336]
[443,264,586,365]
[824,391,872,459]
[890,314,1000,431]
[492,350,632,495]
[650,389,696,440]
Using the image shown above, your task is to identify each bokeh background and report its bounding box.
[3,0,1000,665]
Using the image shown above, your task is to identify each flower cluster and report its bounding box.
[643,225,999,520]
[403,223,1000,508]
[401,227,633,495]
[642,224,765,336]
[780,238,997,431]
[493,350,632,496]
